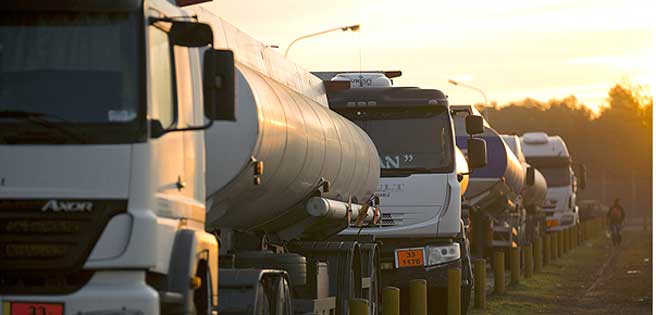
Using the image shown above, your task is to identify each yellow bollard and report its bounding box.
[510,247,521,285]
[382,287,400,315]
[524,244,534,279]
[349,298,369,315]
[534,237,543,273]
[553,232,559,259]
[408,279,427,315]
[544,234,551,266]
[582,221,587,240]
[558,231,564,257]
[474,259,486,309]
[564,228,570,253]
[448,268,461,315]
[494,251,505,294]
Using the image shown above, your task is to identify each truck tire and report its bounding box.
[235,251,307,287]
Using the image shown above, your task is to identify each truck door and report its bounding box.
[148,23,187,215]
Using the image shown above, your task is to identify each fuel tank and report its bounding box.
[501,135,547,210]
[205,64,380,237]
[451,106,524,212]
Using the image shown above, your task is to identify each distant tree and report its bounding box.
[485,82,652,214]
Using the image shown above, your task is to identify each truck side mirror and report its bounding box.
[526,166,535,186]
[467,138,487,169]
[204,49,236,121]
[169,21,214,47]
[578,164,587,190]
[465,115,484,135]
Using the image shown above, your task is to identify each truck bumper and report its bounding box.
[546,212,577,231]
[1,271,158,315]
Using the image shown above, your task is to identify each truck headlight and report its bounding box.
[426,243,460,266]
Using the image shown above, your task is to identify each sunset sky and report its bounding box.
[200,0,654,113]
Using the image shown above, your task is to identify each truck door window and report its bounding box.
[148,26,176,129]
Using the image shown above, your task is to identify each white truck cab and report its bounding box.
[323,72,487,314]
[521,132,586,231]
[0,0,237,314]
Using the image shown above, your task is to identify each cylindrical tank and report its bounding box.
[500,135,547,209]
[205,63,380,235]
[455,130,524,201]
[450,107,524,210]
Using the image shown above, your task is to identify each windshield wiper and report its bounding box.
[382,167,437,176]
[0,110,88,143]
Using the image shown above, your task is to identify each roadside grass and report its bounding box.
[469,235,608,315]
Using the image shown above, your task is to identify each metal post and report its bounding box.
[349,298,369,315]
[525,244,534,279]
[544,234,551,266]
[494,252,505,294]
[510,247,520,285]
[408,279,427,315]
[534,237,543,273]
[552,232,558,260]
[474,259,486,309]
[382,287,400,315]
[555,231,562,259]
[448,268,461,315]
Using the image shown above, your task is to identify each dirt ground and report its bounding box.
[470,221,652,315]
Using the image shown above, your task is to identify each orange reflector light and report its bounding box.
[324,80,351,92]
[190,276,202,289]
[546,219,559,227]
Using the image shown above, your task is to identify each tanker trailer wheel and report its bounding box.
[235,251,307,287]
[360,244,380,315]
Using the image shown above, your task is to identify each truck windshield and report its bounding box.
[346,107,454,175]
[0,12,143,144]
[535,167,571,187]
[525,157,572,187]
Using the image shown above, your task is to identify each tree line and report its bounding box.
[483,83,652,218]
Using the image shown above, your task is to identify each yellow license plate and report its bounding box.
[395,248,424,268]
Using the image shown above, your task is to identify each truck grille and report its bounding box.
[0,199,127,294]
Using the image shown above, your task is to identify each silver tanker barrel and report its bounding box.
[205,64,380,240]
[451,105,525,255]
[451,106,524,213]
[501,134,547,210]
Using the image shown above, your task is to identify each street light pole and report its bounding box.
[448,79,490,119]
[284,24,360,58]
[448,80,488,107]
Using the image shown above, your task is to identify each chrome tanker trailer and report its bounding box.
[501,134,548,243]
[451,106,525,258]
[190,7,381,314]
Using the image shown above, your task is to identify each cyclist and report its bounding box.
[607,198,625,246]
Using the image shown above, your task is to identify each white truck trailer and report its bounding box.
[520,132,587,231]
[321,72,488,314]
[0,1,382,314]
